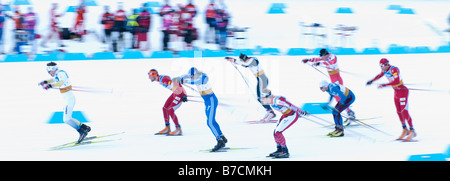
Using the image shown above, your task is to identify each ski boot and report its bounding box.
[345,110,356,126]
[155,125,170,135]
[168,126,182,136]
[403,128,417,141]
[268,146,283,157]
[211,135,228,152]
[273,146,289,158]
[396,126,409,140]
[328,126,344,137]
[76,124,91,144]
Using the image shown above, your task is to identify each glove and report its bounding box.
[377,84,386,89]
[43,84,52,90]
[300,111,309,116]
[181,95,188,102]
[301,59,309,63]
[313,62,321,66]
[39,80,48,86]
[366,80,373,86]
[225,57,235,62]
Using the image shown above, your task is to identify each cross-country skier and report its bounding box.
[38,62,91,143]
[260,92,309,158]
[366,58,416,141]
[319,80,356,137]
[174,67,227,152]
[149,69,187,136]
[302,49,355,121]
[225,53,276,122]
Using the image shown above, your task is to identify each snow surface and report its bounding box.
[1,53,449,161]
[0,0,449,161]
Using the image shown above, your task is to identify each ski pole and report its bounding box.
[405,87,450,93]
[314,64,369,79]
[308,114,377,141]
[182,83,200,94]
[49,86,114,94]
[187,97,233,107]
[323,106,392,136]
[342,114,391,136]
[182,84,233,107]
[373,84,449,94]
[229,61,259,100]
[72,86,114,94]
[307,63,328,77]
[303,116,331,127]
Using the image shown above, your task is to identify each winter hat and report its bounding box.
[319,80,329,88]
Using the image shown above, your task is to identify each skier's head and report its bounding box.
[239,53,248,61]
[319,80,329,92]
[46,62,58,77]
[379,58,390,71]
[148,69,159,82]
[188,67,199,78]
[319,49,329,58]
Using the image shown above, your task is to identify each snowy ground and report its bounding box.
[1,0,449,161]
[0,53,449,161]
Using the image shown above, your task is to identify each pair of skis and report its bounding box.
[247,119,277,124]
[396,138,418,142]
[49,132,125,150]
[322,116,382,128]
[200,147,250,152]
[248,117,380,125]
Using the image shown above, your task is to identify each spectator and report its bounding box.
[6,6,25,53]
[204,0,216,44]
[23,6,38,54]
[159,0,174,51]
[6,6,24,30]
[448,13,450,45]
[183,0,197,50]
[214,8,229,50]
[136,3,151,51]
[185,0,197,17]
[127,9,140,49]
[73,2,87,41]
[0,5,6,54]
[100,5,115,51]
[179,5,195,50]
[112,2,127,52]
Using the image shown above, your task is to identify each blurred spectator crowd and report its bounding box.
[0,0,232,55]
